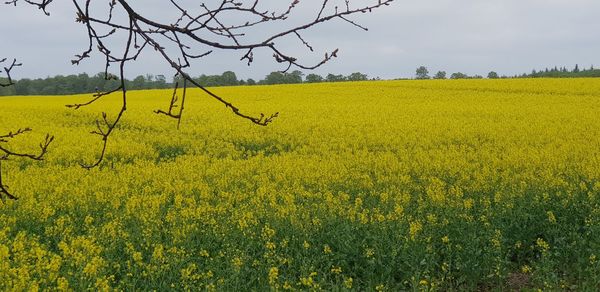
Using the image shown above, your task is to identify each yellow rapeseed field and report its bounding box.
[1,79,600,290]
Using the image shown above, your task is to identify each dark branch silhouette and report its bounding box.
[0,128,54,201]
[0,58,21,87]
[1,58,55,201]
[4,0,393,169]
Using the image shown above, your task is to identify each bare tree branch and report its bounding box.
[0,128,54,201]
[4,0,53,15]
[4,0,394,169]
[0,58,22,87]
[1,56,55,201]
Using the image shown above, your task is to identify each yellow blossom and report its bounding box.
[344,277,353,289]
[441,236,449,244]
[303,241,311,249]
[365,247,375,258]
[268,267,279,287]
[536,238,550,252]
[547,211,557,224]
[409,221,422,240]
[199,250,210,258]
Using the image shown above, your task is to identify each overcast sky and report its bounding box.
[1,0,599,80]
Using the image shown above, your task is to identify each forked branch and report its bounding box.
[1,57,54,201]
[4,0,393,169]
[0,58,22,87]
[0,128,54,201]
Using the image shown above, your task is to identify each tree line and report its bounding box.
[0,71,372,96]
[414,64,600,80]
[0,73,169,96]
[2,64,599,96]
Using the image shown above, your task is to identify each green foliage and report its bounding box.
[347,72,368,81]
[488,71,499,79]
[434,71,447,79]
[4,63,600,97]
[305,74,324,83]
[519,64,600,78]
[260,70,304,85]
[0,73,170,96]
[450,72,469,79]
[326,73,346,82]
[415,66,430,79]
